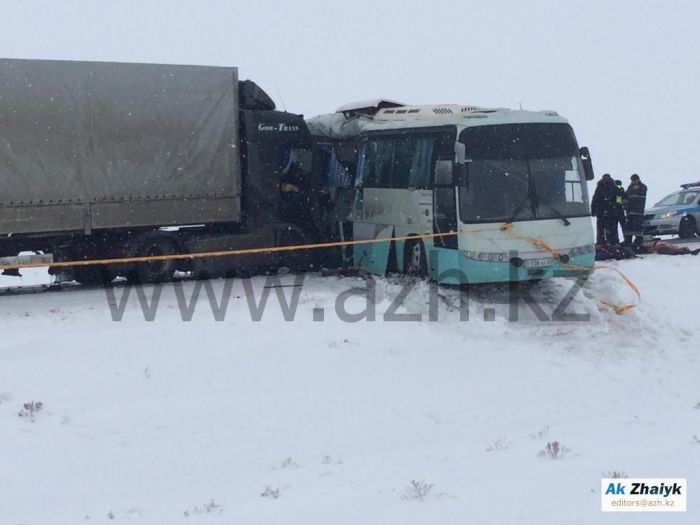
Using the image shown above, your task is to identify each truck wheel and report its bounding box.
[679,216,697,239]
[129,235,179,283]
[72,266,114,286]
[404,238,427,277]
[277,228,311,273]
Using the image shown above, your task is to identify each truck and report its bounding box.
[0,58,320,283]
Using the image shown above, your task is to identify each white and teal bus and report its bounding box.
[308,101,596,284]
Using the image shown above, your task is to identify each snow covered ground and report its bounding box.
[0,254,698,524]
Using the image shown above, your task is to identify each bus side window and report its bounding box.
[365,139,395,188]
[409,137,433,188]
[363,141,377,186]
[355,143,367,188]
[393,136,414,188]
[394,136,433,189]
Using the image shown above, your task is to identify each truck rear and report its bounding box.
[0,59,316,282]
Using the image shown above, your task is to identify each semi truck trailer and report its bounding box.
[0,58,318,283]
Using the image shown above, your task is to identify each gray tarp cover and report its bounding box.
[0,59,240,232]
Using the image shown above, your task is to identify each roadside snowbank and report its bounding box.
[0,255,698,524]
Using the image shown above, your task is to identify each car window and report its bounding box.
[656,192,682,206]
[682,191,699,204]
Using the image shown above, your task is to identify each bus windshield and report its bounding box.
[458,123,589,223]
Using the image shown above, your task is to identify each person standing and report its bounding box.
[591,174,618,245]
[611,179,626,245]
[624,174,648,249]
[279,162,308,224]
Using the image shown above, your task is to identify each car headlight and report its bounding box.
[656,210,679,218]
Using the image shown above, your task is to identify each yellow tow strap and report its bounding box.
[1,222,640,314]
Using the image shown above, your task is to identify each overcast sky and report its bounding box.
[1,0,698,201]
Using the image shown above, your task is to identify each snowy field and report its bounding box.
[1,254,698,524]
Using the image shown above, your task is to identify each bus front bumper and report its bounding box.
[428,247,595,285]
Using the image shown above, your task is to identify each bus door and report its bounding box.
[433,147,458,249]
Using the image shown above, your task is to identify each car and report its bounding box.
[644,182,700,238]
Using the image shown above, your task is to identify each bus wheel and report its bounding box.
[129,235,179,283]
[678,216,697,239]
[404,239,427,277]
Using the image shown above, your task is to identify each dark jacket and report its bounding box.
[625,181,648,215]
[614,185,626,219]
[591,180,618,218]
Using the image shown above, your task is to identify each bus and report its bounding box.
[308,101,596,284]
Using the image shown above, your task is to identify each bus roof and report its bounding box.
[307,104,570,140]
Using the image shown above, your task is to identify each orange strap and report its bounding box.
[0,227,500,271]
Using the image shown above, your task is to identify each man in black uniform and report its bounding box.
[624,174,648,249]
[612,179,626,245]
[591,174,618,245]
[279,162,308,224]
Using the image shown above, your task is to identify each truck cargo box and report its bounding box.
[0,58,241,235]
